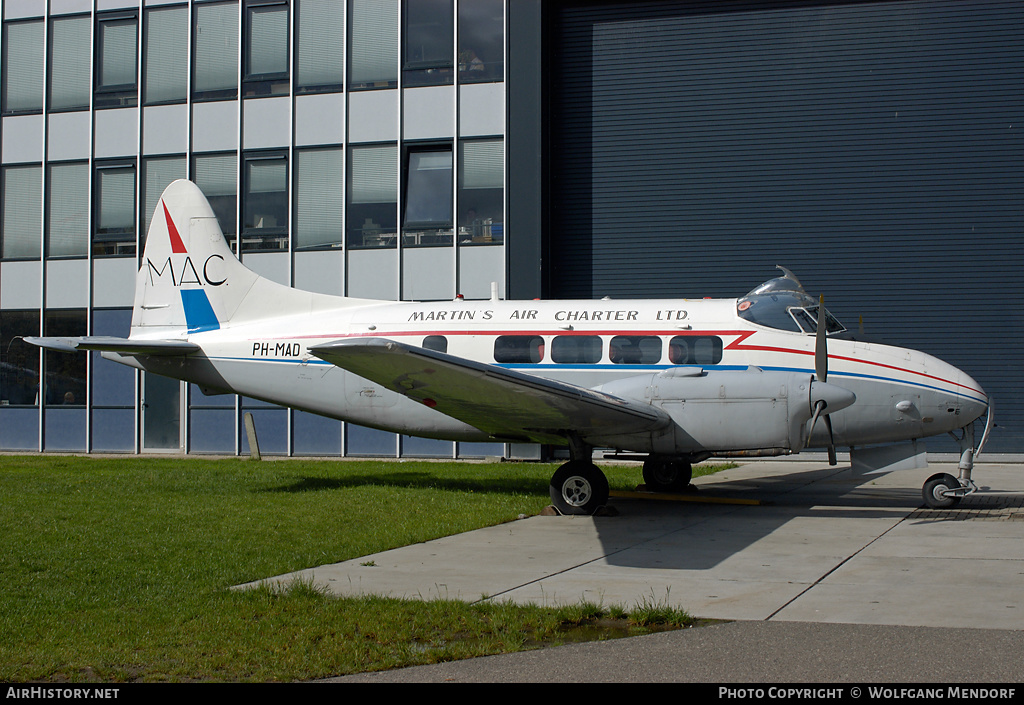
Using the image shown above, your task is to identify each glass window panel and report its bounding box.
[404,150,452,226]
[295,148,343,249]
[94,164,136,256]
[242,153,288,251]
[458,140,503,243]
[91,408,135,452]
[49,15,91,111]
[293,410,342,455]
[0,310,41,406]
[551,336,602,364]
[188,408,235,453]
[194,2,239,98]
[44,408,87,450]
[144,6,188,104]
[349,0,398,89]
[194,153,238,238]
[401,435,452,458]
[347,144,397,247]
[610,336,662,365]
[0,408,40,450]
[2,20,45,113]
[403,0,453,87]
[422,335,447,352]
[92,309,135,407]
[141,156,187,245]
[458,0,503,83]
[2,165,42,259]
[345,423,396,456]
[295,0,344,91]
[97,16,138,92]
[247,4,289,77]
[493,335,544,364]
[43,309,87,406]
[47,162,90,258]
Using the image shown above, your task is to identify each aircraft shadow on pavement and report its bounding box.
[589,464,928,571]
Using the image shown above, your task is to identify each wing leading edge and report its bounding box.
[309,337,671,444]
[23,336,199,356]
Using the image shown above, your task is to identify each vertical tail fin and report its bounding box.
[133,179,258,336]
[133,180,376,338]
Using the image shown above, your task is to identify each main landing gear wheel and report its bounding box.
[642,457,694,493]
[922,473,963,510]
[549,460,610,516]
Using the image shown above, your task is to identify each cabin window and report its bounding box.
[493,336,544,364]
[422,335,447,353]
[551,336,602,364]
[609,336,661,365]
[669,336,723,365]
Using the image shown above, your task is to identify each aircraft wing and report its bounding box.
[23,336,199,356]
[309,338,670,444]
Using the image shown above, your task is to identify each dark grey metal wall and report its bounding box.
[543,0,1023,452]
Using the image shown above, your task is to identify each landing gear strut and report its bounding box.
[548,434,610,515]
[921,418,989,509]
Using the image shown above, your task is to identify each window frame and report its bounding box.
[402,0,454,88]
[192,1,239,102]
[94,11,139,109]
[2,18,46,116]
[402,144,454,246]
[92,159,137,258]
[241,150,289,252]
[243,0,291,97]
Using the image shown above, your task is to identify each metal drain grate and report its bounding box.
[909,494,1024,522]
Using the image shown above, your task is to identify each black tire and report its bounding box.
[642,457,693,493]
[549,461,610,515]
[922,473,962,509]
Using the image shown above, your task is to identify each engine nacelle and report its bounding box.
[593,367,851,456]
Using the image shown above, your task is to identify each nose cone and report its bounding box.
[809,380,856,414]
[957,369,990,424]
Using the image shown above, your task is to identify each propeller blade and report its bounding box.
[824,414,838,466]
[808,399,825,438]
[815,294,828,383]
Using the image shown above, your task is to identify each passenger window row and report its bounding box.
[421,334,723,366]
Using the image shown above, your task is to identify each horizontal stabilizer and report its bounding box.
[24,336,199,356]
[309,337,670,444]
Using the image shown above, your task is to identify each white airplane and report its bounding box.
[27,180,992,515]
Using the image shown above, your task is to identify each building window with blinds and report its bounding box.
[95,12,138,109]
[295,0,344,94]
[349,0,398,90]
[244,1,290,97]
[49,15,91,112]
[2,20,45,115]
[295,148,343,250]
[144,6,188,105]
[347,143,397,247]
[458,139,503,244]
[47,162,89,258]
[93,162,136,257]
[1,165,42,260]
[403,0,453,88]
[193,153,238,246]
[403,147,453,246]
[193,2,239,101]
[242,152,288,251]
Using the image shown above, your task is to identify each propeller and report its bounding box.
[809,294,839,465]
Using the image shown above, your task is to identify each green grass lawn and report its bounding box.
[0,455,719,682]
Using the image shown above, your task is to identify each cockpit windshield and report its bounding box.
[736,266,846,335]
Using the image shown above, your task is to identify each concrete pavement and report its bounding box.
[237,459,1024,681]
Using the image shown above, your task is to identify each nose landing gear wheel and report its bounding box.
[549,460,610,515]
[642,457,694,493]
[922,472,962,509]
